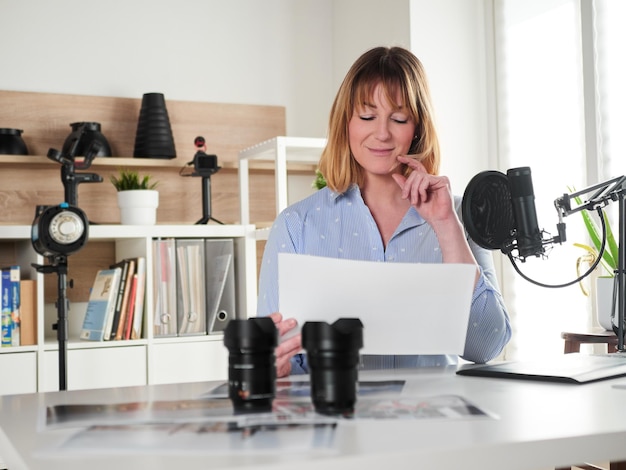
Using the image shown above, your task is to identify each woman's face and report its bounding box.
[348,83,416,178]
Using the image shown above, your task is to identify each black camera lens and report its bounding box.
[302,318,363,416]
[223,318,278,414]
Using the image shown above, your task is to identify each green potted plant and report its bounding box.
[312,168,327,190]
[572,193,618,276]
[572,190,618,330]
[110,169,159,225]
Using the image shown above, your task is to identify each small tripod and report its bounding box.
[196,169,224,224]
[180,136,224,224]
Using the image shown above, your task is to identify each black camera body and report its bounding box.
[193,151,220,176]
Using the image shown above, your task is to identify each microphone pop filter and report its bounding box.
[462,170,515,251]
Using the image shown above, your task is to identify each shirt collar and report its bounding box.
[330,185,426,228]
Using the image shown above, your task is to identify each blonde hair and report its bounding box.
[318,46,441,194]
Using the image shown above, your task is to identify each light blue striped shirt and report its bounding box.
[257,185,511,374]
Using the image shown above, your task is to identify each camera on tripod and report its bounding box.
[179,136,224,224]
[192,151,220,176]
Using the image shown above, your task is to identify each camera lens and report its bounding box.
[302,318,363,416]
[223,317,278,414]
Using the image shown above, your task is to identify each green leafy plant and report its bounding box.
[110,169,158,192]
[312,168,327,190]
[570,188,618,276]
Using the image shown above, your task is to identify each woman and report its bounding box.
[257,46,511,377]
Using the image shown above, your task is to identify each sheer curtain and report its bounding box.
[597,1,626,181]
[494,0,592,361]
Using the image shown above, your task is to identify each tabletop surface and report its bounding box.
[2,359,626,470]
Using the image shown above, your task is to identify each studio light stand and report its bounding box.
[32,204,88,391]
[180,136,224,225]
[30,125,98,390]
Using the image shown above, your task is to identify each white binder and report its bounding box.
[204,239,236,334]
[176,239,207,336]
[153,239,178,337]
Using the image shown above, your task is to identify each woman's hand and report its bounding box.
[392,155,456,227]
[393,155,478,272]
[268,312,301,378]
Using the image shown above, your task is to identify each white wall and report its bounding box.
[0,0,333,138]
[410,0,494,191]
[0,0,490,192]
[330,0,412,92]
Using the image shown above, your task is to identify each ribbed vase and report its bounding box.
[133,93,176,159]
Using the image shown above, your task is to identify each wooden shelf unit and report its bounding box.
[238,136,327,233]
[0,90,285,394]
[0,223,257,394]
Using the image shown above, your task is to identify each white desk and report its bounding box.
[1,365,626,470]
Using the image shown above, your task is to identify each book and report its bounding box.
[1,265,21,347]
[8,265,20,346]
[153,239,177,337]
[80,268,122,341]
[205,239,236,334]
[114,258,136,341]
[176,239,206,336]
[123,274,138,340]
[106,260,130,341]
[1,267,14,346]
[130,256,146,340]
[19,279,36,346]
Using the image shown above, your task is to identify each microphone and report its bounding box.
[462,166,564,262]
[506,167,544,259]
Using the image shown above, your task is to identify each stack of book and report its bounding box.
[1,265,37,347]
[80,257,146,342]
[152,238,236,338]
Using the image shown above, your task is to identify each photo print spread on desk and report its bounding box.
[204,379,406,399]
[47,419,338,456]
[41,393,492,457]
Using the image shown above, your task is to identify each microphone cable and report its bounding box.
[506,205,608,289]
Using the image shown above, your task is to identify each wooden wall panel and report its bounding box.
[0,90,286,226]
[0,90,285,163]
[0,164,278,226]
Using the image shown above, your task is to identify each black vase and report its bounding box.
[133,92,176,159]
[0,128,28,155]
[62,122,112,157]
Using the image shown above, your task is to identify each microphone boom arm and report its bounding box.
[554,176,626,352]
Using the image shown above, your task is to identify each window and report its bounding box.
[492,0,622,360]
[596,1,626,180]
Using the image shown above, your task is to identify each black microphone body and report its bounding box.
[507,167,544,260]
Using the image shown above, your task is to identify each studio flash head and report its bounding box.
[31,203,89,258]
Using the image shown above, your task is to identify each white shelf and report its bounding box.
[238,136,327,225]
[0,223,257,394]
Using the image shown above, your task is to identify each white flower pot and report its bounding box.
[117,190,159,225]
[596,276,616,331]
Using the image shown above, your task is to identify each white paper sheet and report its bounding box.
[278,253,476,355]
